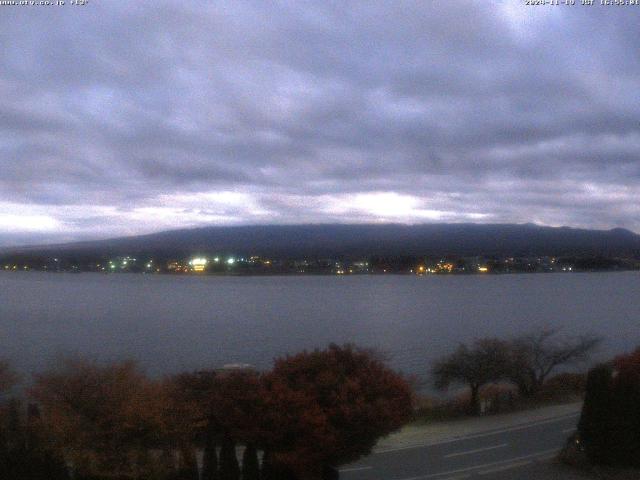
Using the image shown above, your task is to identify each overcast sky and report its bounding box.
[1,1,639,246]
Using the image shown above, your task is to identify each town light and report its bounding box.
[189,257,208,272]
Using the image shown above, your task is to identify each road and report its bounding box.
[339,411,580,480]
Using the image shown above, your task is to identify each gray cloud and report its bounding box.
[0,1,639,245]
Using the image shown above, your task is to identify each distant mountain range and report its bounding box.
[4,223,640,259]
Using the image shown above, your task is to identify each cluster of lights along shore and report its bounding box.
[186,256,238,272]
[107,255,243,273]
[2,254,616,275]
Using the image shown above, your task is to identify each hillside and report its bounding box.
[3,223,640,260]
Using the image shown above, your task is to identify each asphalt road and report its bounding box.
[339,411,580,480]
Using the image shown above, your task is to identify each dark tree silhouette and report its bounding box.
[241,444,259,480]
[508,329,601,397]
[432,339,512,415]
[610,347,640,466]
[579,347,640,467]
[579,363,614,465]
[201,433,218,480]
[0,400,69,480]
[219,435,239,480]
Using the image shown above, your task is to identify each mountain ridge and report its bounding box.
[3,223,640,259]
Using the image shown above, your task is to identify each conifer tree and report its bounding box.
[578,364,614,464]
[219,435,239,480]
[202,435,218,480]
[610,348,640,466]
[241,444,259,480]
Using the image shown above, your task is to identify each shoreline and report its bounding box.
[1,269,638,278]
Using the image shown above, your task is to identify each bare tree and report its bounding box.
[508,328,601,397]
[432,339,512,415]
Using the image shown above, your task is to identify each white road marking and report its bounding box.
[477,460,532,475]
[444,443,507,458]
[390,448,559,480]
[339,466,372,473]
[377,412,579,454]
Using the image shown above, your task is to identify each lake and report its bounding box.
[1,271,638,387]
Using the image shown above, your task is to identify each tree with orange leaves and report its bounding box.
[167,369,265,480]
[29,358,168,479]
[260,344,413,480]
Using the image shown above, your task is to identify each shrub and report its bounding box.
[261,344,413,478]
[29,358,168,479]
[0,400,69,480]
[578,348,640,467]
[537,372,586,402]
[578,364,614,465]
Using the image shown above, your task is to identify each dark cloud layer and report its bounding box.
[0,1,639,245]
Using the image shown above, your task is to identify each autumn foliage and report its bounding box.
[2,345,413,480]
[29,358,167,479]
[261,345,414,478]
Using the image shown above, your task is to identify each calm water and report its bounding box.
[1,271,639,385]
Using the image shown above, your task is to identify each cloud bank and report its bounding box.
[1,1,639,245]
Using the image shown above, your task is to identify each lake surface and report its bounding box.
[1,271,639,386]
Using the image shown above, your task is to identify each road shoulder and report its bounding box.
[376,402,582,452]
